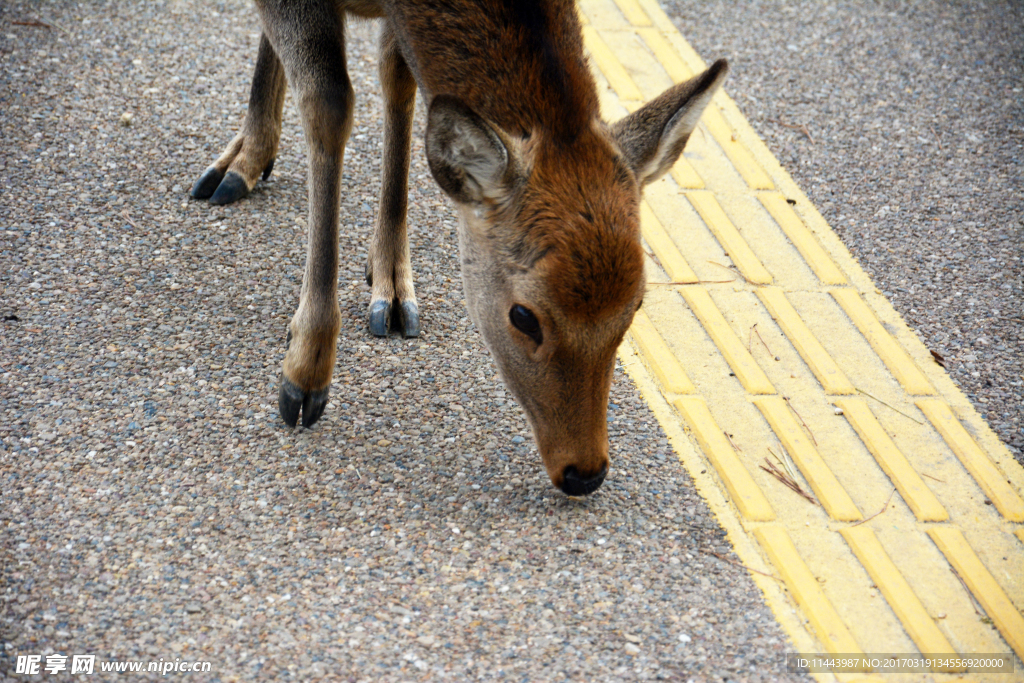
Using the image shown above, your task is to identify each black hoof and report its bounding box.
[191,167,224,200]
[278,376,330,428]
[364,261,373,287]
[400,300,420,337]
[261,158,275,181]
[209,171,250,205]
[368,300,391,337]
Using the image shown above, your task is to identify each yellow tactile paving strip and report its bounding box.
[578,0,1024,679]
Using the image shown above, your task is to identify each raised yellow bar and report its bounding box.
[753,396,862,521]
[687,191,773,285]
[680,287,775,395]
[635,0,688,36]
[754,526,865,657]
[673,397,774,521]
[670,160,705,190]
[701,107,774,190]
[636,27,694,82]
[836,399,947,522]
[840,527,962,671]
[581,26,643,103]
[629,309,696,395]
[830,288,935,396]
[916,399,1024,522]
[759,193,847,285]
[928,526,1024,661]
[757,287,855,395]
[640,201,698,284]
[611,0,651,26]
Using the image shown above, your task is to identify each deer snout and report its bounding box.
[559,464,608,497]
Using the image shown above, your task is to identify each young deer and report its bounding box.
[191,1,727,496]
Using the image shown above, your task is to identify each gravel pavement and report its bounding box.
[1,1,803,681]
[664,0,1023,462]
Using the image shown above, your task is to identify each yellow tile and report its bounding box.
[680,287,775,395]
[701,107,774,190]
[758,287,855,395]
[636,27,694,82]
[754,526,864,657]
[928,527,1024,661]
[673,397,774,521]
[840,527,962,671]
[640,201,698,284]
[629,309,695,395]
[917,399,1024,522]
[759,193,847,285]
[753,396,862,521]
[670,160,705,189]
[581,26,643,103]
[611,0,652,26]
[836,399,948,522]
[830,289,935,395]
[687,191,773,284]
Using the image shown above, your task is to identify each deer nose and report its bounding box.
[559,464,608,496]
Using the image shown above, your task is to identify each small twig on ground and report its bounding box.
[920,472,945,484]
[121,210,138,229]
[11,19,52,28]
[647,279,736,286]
[760,456,819,506]
[724,431,743,453]
[855,388,924,425]
[752,323,778,360]
[767,446,799,483]
[848,488,897,528]
[768,118,814,144]
[707,260,750,284]
[23,13,71,36]
[928,125,943,153]
[950,568,983,616]
[783,396,817,446]
[701,548,783,582]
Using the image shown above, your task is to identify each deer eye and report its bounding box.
[509,305,543,345]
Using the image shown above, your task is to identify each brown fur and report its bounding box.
[191,0,727,493]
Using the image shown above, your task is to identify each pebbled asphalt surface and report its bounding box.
[1,1,801,681]
[664,0,1023,463]
[2,0,1019,681]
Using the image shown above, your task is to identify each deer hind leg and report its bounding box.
[258,3,353,427]
[191,33,287,205]
[365,22,419,337]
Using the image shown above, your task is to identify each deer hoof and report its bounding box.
[400,300,420,337]
[368,300,391,337]
[278,376,330,428]
[209,171,250,205]
[261,158,275,181]
[190,167,225,200]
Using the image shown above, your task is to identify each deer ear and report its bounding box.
[426,95,511,204]
[612,59,729,187]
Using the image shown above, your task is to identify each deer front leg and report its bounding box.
[270,17,353,428]
[191,33,287,205]
[365,23,419,337]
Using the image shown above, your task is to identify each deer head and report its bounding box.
[426,61,728,495]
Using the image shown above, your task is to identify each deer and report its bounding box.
[189,0,727,497]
